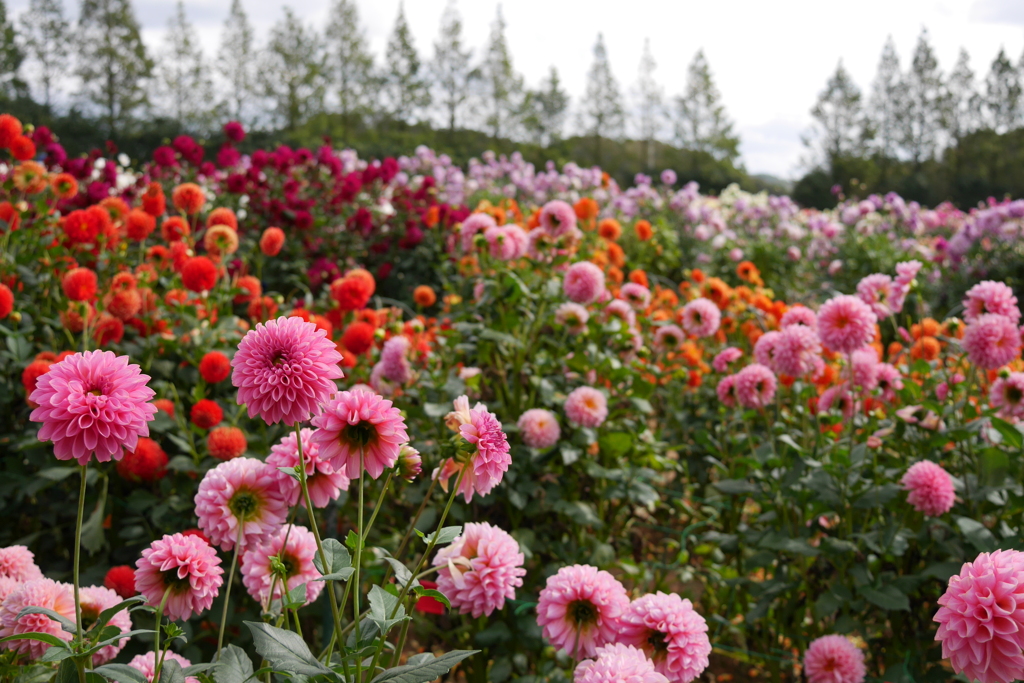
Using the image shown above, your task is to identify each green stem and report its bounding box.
[391,476,438,564]
[216,525,243,657]
[73,464,87,683]
[152,587,173,681]
[362,471,394,542]
[353,452,365,683]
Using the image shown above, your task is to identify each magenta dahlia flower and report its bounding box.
[310,390,409,480]
[616,592,711,683]
[563,262,605,305]
[964,280,1021,324]
[935,550,1024,683]
[135,532,224,621]
[575,643,668,683]
[679,298,720,338]
[817,295,877,354]
[517,409,561,449]
[0,579,75,659]
[436,396,511,502]
[901,461,955,517]
[540,200,578,237]
[0,545,43,582]
[432,522,526,618]
[231,316,343,426]
[194,458,289,551]
[240,524,324,609]
[81,585,132,664]
[712,348,743,373]
[963,314,1021,370]
[29,350,157,465]
[565,386,608,428]
[536,564,629,659]
[128,651,199,683]
[266,427,348,507]
[734,364,777,409]
[555,302,590,334]
[990,372,1024,420]
[803,634,866,683]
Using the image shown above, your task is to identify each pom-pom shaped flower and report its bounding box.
[342,322,375,355]
[0,546,43,582]
[311,390,409,480]
[575,643,668,683]
[803,634,866,683]
[199,351,231,384]
[459,213,497,253]
[208,426,247,460]
[934,549,1024,683]
[116,437,168,483]
[734,364,777,409]
[555,302,590,334]
[564,262,605,305]
[30,350,157,465]
[605,299,637,328]
[260,227,285,256]
[380,336,413,384]
[62,267,98,301]
[241,524,324,609]
[565,386,608,428]
[616,592,711,683]
[901,460,955,517]
[127,651,199,683]
[963,314,1021,370]
[991,372,1024,420]
[231,316,344,426]
[194,458,289,551]
[0,579,75,659]
[433,522,526,618]
[540,200,578,237]
[517,409,560,449]
[780,305,818,330]
[856,273,896,319]
[536,564,630,659]
[81,585,132,664]
[964,281,1021,324]
[680,298,721,338]
[135,533,224,621]
[103,565,136,599]
[712,348,743,373]
[772,325,821,378]
[817,295,877,354]
[436,397,512,502]
[620,283,652,311]
[267,427,348,507]
[654,325,686,352]
[850,347,880,391]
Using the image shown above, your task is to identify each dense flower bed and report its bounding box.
[2,114,1024,682]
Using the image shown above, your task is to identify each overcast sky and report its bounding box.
[9,0,1024,178]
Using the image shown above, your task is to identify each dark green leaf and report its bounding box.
[368,650,479,683]
[713,479,760,495]
[368,585,409,636]
[15,607,76,633]
[991,417,1024,449]
[160,660,185,683]
[215,644,254,683]
[90,596,146,637]
[598,432,632,459]
[853,483,901,508]
[859,585,910,611]
[421,526,462,546]
[413,586,450,609]
[957,517,998,552]
[0,631,71,648]
[93,664,149,683]
[244,621,332,676]
[313,538,352,577]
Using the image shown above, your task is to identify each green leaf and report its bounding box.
[81,476,109,555]
[853,483,901,508]
[990,417,1024,449]
[479,328,522,347]
[40,646,74,662]
[214,644,254,683]
[424,403,450,418]
[957,517,998,552]
[553,500,603,527]
[15,607,76,633]
[313,538,352,578]
[382,556,413,585]
[89,596,146,637]
[413,586,450,610]
[421,526,462,546]
[0,631,71,648]
[859,585,910,611]
[368,585,409,637]
[813,591,842,619]
[282,583,307,609]
[598,432,632,459]
[368,650,479,683]
[36,467,77,482]
[244,621,332,677]
[160,660,185,683]
[713,479,760,495]
[92,664,149,683]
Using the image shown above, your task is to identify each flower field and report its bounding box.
[2,114,1024,683]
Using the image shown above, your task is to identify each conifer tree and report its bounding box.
[944,48,979,143]
[521,67,569,146]
[985,47,1022,133]
[806,60,864,172]
[325,0,375,141]
[479,5,522,139]
[76,0,153,136]
[19,0,67,108]
[580,33,624,162]
[898,28,944,165]
[216,0,256,124]
[634,38,664,169]
[160,0,214,131]
[868,37,902,162]
[260,7,325,132]
[384,2,430,124]
[431,0,475,134]
[673,50,739,163]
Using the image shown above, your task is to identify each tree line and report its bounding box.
[798,29,1024,207]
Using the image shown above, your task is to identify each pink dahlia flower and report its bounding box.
[135,532,224,621]
[231,316,343,426]
[81,585,132,664]
[484,225,519,261]
[241,524,324,610]
[555,302,590,334]
[436,397,512,502]
[266,427,348,507]
[773,326,821,378]
[964,280,1021,324]
[850,347,880,391]
[127,651,199,683]
[575,643,669,683]
[817,295,877,354]
[803,634,866,683]
[0,545,43,582]
[194,458,289,551]
[536,564,629,659]
[0,577,20,605]
[875,363,903,402]
[432,522,526,618]
[856,273,895,319]
[654,325,686,352]
[963,314,1021,370]
[818,383,855,419]
[616,592,711,683]
[716,375,738,408]
[679,298,720,338]
[901,461,955,517]
[780,305,817,330]
[565,386,608,428]
[540,200,577,237]
[734,364,777,410]
[620,283,652,311]
[0,579,75,659]
[712,348,743,373]
[564,262,605,305]
[605,299,637,328]
[459,213,497,253]
[310,390,409,480]
[29,350,157,465]
[753,331,781,370]
[380,336,413,384]
[935,550,1024,683]
[990,372,1024,420]
[518,409,561,449]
